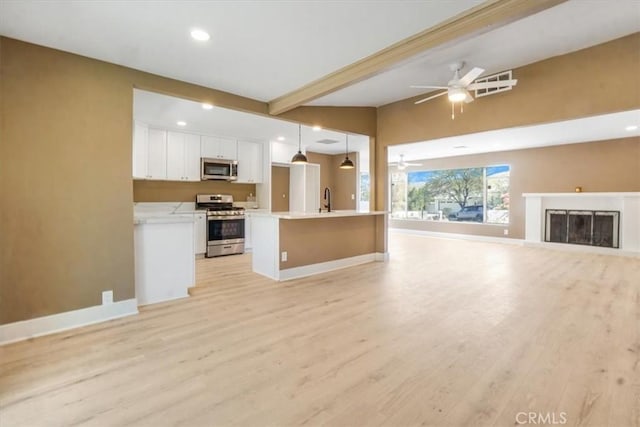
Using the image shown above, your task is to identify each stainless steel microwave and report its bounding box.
[201,158,238,181]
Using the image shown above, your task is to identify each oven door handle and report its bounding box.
[207,216,245,220]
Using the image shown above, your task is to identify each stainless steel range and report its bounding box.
[196,194,245,258]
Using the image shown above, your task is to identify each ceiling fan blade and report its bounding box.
[405,162,422,166]
[464,90,474,104]
[458,67,485,86]
[414,91,447,104]
[467,79,518,90]
[410,85,448,89]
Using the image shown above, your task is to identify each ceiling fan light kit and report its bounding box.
[412,61,517,120]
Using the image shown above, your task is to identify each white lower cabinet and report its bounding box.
[194,212,207,255]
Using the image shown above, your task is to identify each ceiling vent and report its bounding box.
[315,139,340,145]
[474,70,515,98]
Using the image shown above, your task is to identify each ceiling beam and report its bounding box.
[268,0,567,115]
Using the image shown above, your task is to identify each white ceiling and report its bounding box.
[311,0,640,106]
[133,89,370,158]
[388,109,640,164]
[2,1,637,109]
[0,0,480,102]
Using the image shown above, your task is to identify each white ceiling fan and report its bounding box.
[389,154,422,170]
[411,61,517,106]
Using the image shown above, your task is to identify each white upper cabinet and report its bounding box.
[236,140,263,184]
[201,136,237,160]
[167,131,201,181]
[133,122,167,180]
[132,122,148,179]
[146,128,168,180]
[271,141,300,164]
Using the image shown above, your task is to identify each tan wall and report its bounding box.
[306,151,358,210]
[280,106,377,137]
[389,137,640,239]
[331,152,358,210]
[306,152,334,209]
[271,166,290,212]
[279,216,376,269]
[133,180,256,203]
[375,33,640,215]
[0,37,375,325]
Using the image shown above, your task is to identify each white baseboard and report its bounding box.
[390,228,524,246]
[523,241,639,258]
[279,252,384,281]
[0,299,139,346]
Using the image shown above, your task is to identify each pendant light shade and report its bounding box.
[339,134,355,169]
[291,124,308,164]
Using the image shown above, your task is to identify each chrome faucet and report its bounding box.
[324,187,331,212]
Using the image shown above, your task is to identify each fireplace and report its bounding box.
[545,209,619,248]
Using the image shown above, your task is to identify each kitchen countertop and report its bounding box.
[133,213,195,225]
[250,210,387,220]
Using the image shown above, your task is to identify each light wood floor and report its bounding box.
[1,233,638,426]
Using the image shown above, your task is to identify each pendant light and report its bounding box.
[339,134,355,169]
[291,124,308,164]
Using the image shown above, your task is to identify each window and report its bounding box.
[359,172,370,210]
[390,165,510,224]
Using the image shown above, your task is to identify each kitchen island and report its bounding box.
[250,211,388,281]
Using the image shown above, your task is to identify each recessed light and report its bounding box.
[190,29,210,41]
[277,136,285,141]
[202,103,213,110]
[177,121,187,126]
[625,125,638,131]
[312,126,322,131]
[453,145,468,149]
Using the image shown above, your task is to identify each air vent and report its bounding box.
[474,70,514,98]
[315,139,340,145]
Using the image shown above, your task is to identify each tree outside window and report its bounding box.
[390,165,510,224]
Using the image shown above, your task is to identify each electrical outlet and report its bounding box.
[351,194,355,200]
[281,251,288,262]
[503,229,509,236]
[102,290,113,305]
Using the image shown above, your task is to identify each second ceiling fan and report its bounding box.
[411,61,518,106]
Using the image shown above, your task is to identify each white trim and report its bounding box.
[136,293,189,307]
[375,252,389,261]
[279,253,381,281]
[523,192,640,198]
[523,241,639,258]
[0,299,138,346]
[389,228,524,246]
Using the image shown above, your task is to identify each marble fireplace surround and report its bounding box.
[523,192,640,256]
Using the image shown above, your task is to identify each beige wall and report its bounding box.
[279,216,376,269]
[271,166,290,212]
[306,151,358,210]
[331,152,358,210]
[375,33,640,216]
[133,180,256,203]
[390,138,640,239]
[280,106,376,137]
[0,37,375,324]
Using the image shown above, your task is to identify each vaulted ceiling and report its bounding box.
[2,0,638,114]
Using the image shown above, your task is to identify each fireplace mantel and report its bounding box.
[522,192,640,256]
